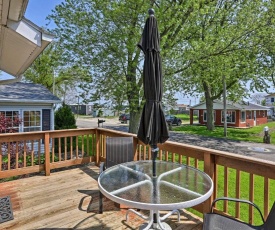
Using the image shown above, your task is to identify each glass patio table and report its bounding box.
[98,160,213,230]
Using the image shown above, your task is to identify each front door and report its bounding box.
[254,111,256,126]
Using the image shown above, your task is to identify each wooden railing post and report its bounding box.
[96,129,100,166]
[133,137,138,161]
[44,132,51,176]
[203,152,215,213]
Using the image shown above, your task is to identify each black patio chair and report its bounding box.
[99,136,134,214]
[203,197,275,230]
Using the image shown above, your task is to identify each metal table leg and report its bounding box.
[126,209,180,230]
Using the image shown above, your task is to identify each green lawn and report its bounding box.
[173,122,275,144]
[164,121,275,222]
[173,157,275,224]
[174,114,194,121]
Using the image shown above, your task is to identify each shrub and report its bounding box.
[54,104,77,152]
[55,103,77,130]
[0,114,28,178]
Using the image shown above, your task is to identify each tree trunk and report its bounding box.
[129,111,141,134]
[126,63,142,134]
[203,81,215,131]
[205,97,214,131]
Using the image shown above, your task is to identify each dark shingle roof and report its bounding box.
[228,101,270,110]
[191,100,270,111]
[0,82,61,103]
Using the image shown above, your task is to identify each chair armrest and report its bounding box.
[99,162,106,174]
[210,197,264,223]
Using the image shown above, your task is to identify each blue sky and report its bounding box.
[25,0,64,29]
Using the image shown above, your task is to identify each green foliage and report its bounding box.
[174,114,196,121]
[23,43,60,92]
[47,0,275,132]
[169,109,177,115]
[23,43,91,104]
[97,109,103,117]
[55,104,77,130]
[48,0,149,133]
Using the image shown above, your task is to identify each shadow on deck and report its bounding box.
[0,164,203,229]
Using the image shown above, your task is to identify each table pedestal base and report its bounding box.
[139,222,171,230]
[126,209,180,230]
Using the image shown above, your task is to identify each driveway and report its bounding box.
[76,117,275,162]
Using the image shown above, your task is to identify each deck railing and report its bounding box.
[1,127,275,225]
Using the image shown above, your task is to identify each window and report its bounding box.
[0,110,20,132]
[23,111,41,132]
[222,111,236,123]
[241,111,246,122]
[247,111,252,119]
[271,98,275,103]
[203,110,216,122]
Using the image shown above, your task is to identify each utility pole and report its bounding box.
[223,75,227,137]
[53,70,56,95]
[77,95,80,118]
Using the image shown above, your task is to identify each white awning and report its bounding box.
[0,0,54,83]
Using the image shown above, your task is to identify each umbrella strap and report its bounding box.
[148,100,160,102]
[152,147,159,152]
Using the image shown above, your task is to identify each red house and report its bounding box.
[190,101,270,128]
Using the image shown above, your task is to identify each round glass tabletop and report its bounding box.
[98,160,213,211]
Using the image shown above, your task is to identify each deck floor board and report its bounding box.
[0,164,203,229]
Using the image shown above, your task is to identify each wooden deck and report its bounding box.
[0,163,203,230]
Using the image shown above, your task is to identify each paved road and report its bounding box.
[76,117,275,162]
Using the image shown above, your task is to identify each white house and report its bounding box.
[265,94,275,106]
[0,82,61,133]
[264,94,275,116]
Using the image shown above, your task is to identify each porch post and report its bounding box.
[96,129,100,166]
[44,132,51,176]
[203,152,215,213]
[190,109,193,125]
[133,136,138,161]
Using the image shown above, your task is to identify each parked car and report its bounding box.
[165,115,182,126]
[119,114,130,123]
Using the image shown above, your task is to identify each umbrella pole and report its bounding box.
[151,145,159,226]
[151,145,158,177]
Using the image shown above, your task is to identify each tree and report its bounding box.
[23,43,91,104]
[162,1,275,130]
[48,0,275,132]
[49,0,151,133]
[23,43,60,92]
[250,93,267,105]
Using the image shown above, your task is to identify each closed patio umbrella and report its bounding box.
[137,9,169,177]
[137,10,169,227]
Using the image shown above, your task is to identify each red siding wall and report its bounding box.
[190,109,268,127]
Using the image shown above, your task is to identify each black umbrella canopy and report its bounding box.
[137,11,169,226]
[137,9,169,147]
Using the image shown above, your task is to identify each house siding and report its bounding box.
[191,108,268,128]
[0,104,55,154]
[0,104,54,131]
